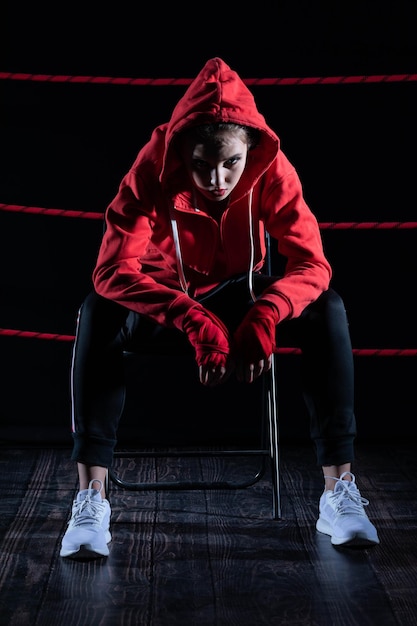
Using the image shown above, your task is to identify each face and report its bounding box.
[181,129,249,203]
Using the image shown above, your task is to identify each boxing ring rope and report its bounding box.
[1,71,417,86]
[2,202,417,231]
[0,327,415,357]
[1,71,415,358]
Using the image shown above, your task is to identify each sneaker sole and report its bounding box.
[316,518,380,547]
[60,544,110,559]
[60,530,112,559]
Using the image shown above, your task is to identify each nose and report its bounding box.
[209,166,225,187]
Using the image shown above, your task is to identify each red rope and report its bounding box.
[0,329,75,342]
[0,328,415,356]
[1,72,417,86]
[2,203,417,230]
[0,204,103,220]
[319,221,417,230]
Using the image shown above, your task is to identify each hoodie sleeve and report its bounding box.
[256,151,332,321]
[92,164,197,330]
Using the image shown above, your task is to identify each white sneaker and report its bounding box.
[60,479,111,559]
[316,472,380,547]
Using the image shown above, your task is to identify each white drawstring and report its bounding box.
[247,188,257,302]
[170,212,189,294]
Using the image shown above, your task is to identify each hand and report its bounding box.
[198,359,234,387]
[183,306,232,386]
[233,301,279,383]
[234,355,272,384]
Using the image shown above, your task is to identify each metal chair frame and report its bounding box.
[107,233,281,519]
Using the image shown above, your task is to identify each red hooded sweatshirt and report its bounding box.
[93,57,332,330]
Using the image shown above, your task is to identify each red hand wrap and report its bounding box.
[233,301,279,363]
[183,306,231,369]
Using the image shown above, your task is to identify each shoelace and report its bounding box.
[324,472,370,516]
[72,479,106,527]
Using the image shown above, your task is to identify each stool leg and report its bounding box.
[268,354,281,519]
[104,469,110,503]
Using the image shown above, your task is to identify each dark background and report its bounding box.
[1,1,416,445]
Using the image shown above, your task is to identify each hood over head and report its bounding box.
[160,57,280,196]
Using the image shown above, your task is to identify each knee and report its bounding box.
[83,290,103,311]
[78,291,125,333]
[77,291,102,324]
[321,289,349,325]
[324,288,345,309]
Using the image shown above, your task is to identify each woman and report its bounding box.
[60,57,379,559]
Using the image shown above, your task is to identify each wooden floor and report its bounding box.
[1,440,416,626]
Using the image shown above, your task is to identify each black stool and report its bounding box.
[107,350,281,519]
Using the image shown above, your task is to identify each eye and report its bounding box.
[191,159,209,170]
[224,156,240,168]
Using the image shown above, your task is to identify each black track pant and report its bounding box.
[70,274,356,468]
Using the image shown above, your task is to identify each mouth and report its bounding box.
[210,188,227,197]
